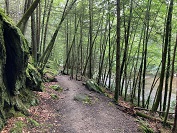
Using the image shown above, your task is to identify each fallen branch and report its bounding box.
[116,104,174,125]
[136,110,173,125]
[134,107,175,115]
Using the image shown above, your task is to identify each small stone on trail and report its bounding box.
[64,88,69,91]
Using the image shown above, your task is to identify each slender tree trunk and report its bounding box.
[164,33,176,126]
[88,0,93,79]
[108,0,111,89]
[82,16,102,77]
[173,90,177,133]
[63,18,80,74]
[39,0,47,54]
[173,36,177,131]
[80,5,84,80]
[36,2,41,54]
[146,62,161,108]
[38,0,77,71]
[65,16,69,74]
[22,0,32,34]
[114,0,121,102]
[31,7,37,64]
[17,0,40,33]
[5,0,9,15]
[120,0,132,93]
[142,0,152,108]
[131,24,143,103]
[151,0,173,112]
[98,20,109,85]
[42,0,53,53]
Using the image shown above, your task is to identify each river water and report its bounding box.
[143,75,177,111]
[107,75,177,112]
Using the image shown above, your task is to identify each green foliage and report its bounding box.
[50,94,58,99]
[10,121,26,133]
[27,118,40,127]
[19,88,39,108]
[44,59,59,76]
[50,84,63,91]
[139,120,154,133]
[74,94,91,104]
[26,62,42,91]
[6,107,25,118]
[0,118,4,130]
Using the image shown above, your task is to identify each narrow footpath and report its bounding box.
[55,75,141,133]
[2,75,141,133]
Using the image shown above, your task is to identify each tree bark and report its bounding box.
[39,0,77,71]
[4,0,9,15]
[17,0,40,33]
[114,0,121,102]
[151,0,173,113]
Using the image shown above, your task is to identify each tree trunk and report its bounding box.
[42,0,53,54]
[88,0,93,79]
[4,0,9,15]
[114,0,121,102]
[39,0,77,71]
[31,9,37,64]
[17,0,40,33]
[165,33,176,126]
[151,0,173,113]
[173,38,177,130]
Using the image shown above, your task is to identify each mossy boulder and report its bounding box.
[74,94,91,104]
[0,10,41,131]
[43,71,57,82]
[26,62,42,91]
[85,80,104,93]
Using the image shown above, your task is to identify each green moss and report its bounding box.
[74,94,92,104]
[139,120,154,133]
[0,8,29,54]
[44,72,56,82]
[10,96,29,116]
[26,63,42,91]
[50,94,58,99]
[44,59,59,76]
[10,120,26,133]
[6,107,16,118]
[44,68,58,76]
[0,9,43,131]
[0,9,14,25]
[6,107,26,118]
[30,98,39,106]
[86,80,105,93]
[0,118,4,130]
[19,89,39,108]
[27,118,40,127]
[50,85,63,91]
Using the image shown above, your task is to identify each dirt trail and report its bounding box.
[1,75,141,133]
[55,75,141,133]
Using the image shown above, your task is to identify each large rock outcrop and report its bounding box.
[0,10,41,130]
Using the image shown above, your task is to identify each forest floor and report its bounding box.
[2,75,162,133]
